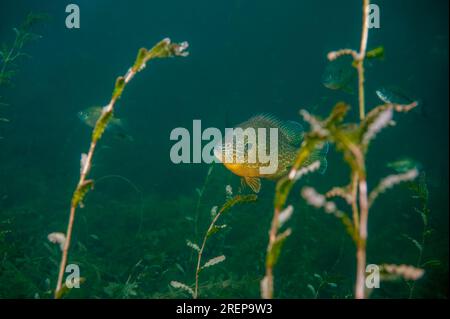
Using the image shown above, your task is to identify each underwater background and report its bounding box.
[0,0,448,298]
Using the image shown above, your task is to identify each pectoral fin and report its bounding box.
[242,176,261,193]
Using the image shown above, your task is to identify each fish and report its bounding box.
[387,157,422,173]
[214,114,328,193]
[77,106,123,128]
[77,106,133,141]
[376,87,415,105]
[322,55,357,94]
[375,87,426,118]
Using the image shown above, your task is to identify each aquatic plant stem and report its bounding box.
[193,194,256,298]
[0,37,19,80]
[194,207,222,299]
[0,13,45,87]
[56,73,133,295]
[56,144,95,296]
[194,165,214,241]
[351,172,360,237]
[328,0,370,298]
[355,177,369,299]
[327,0,369,121]
[356,0,370,121]
[354,0,370,298]
[54,39,189,297]
[263,207,281,299]
[261,145,322,298]
[408,232,424,298]
[408,174,430,298]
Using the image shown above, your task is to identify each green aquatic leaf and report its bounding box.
[338,212,358,243]
[71,179,94,208]
[266,228,292,268]
[55,277,86,299]
[414,208,428,226]
[403,234,423,253]
[324,102,350,127]
[333,128,366,176]
[147,38,172,59]
[274,177,293,210]
[421,259,441,268]
[132,48,148,72]
[175,263,185,274]
[219,194,258,215]
[112,76,125,100]
[92,108,113,142]
[148,38,189,59]
[307,284,316,297]
[366,46,385,59]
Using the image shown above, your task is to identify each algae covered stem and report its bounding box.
[54,39,189,297]
[55,76,131,296]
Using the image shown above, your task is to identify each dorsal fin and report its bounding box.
[246,113,285,128]
[246,114,304,146]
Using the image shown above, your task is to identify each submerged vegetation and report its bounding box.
[171,192,257,298]
[49,38,189,298]
[0,12,45,134]
[261,0,424,299]
[0,12,45,88]
[404,172,440,298]
[0,1,447,300]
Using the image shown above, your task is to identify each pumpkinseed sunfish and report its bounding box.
[77,106,133,142]
[214,114,328,193]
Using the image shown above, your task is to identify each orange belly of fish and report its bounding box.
[224,163,261,177]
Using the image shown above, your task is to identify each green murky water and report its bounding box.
[0,0,448,299]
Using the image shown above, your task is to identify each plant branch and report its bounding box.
[194,205,223,299]
[193,194,257,298]
[54,38,189,298]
